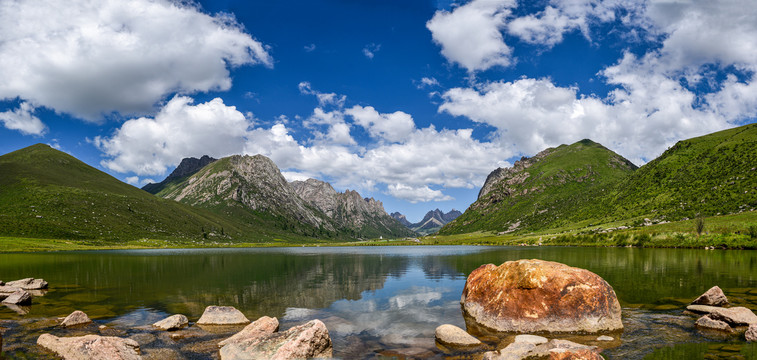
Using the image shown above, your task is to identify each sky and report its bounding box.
[1,0,756,223]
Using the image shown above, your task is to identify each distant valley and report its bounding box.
[391,209,461,235]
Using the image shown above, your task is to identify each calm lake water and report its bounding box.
[1,246,756,359]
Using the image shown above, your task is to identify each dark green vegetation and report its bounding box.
[441,124,757,246]
[0,144,324,244]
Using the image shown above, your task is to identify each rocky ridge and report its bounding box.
[391,209,462,235]
[142,155,217,194]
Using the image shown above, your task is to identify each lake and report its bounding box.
[1,246,756,359]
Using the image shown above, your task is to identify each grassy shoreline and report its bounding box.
[2,211,756,253]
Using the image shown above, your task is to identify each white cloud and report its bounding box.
[387,184,453,203]
[304,43,316,52]
[0,102,46,135]
[427,0,516,72]
[298,82,346,107]
[345,105,416,143]
[93,96,252,175]
[125,176,155,186]
[416,77,440,89]
[244,123,510,203]
[0,0,271,121]
[362,43,381,59]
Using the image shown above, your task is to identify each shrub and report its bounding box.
[695,215,705,235]
[748,225,757,239]
[635,233,651,247]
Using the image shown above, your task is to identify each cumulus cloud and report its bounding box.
[345,106,416,143]
[416,77,440,89]
[0,102,46,135]
[299,82,346,107]
[427,0,516,72]
[387,184,454,203]
[0,0,271,121]
[93,96,252,175]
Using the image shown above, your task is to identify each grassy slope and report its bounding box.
[441,139,637,234]
[0,144,314,243]
[601,123,757,222]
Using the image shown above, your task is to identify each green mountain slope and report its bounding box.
[602,123,757,222]
[0,144,299,242]
[440,139,637,234]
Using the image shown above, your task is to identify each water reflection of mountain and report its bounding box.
[440,247,757,305]
[0,250,410,320]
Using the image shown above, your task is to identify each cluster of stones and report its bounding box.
[0,278,48,308]
[34,305,333,360]
[687,285,757,342]
[434,259,623,359]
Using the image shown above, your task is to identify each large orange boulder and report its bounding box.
[461,259,622,333]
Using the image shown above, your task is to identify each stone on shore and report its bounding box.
[695,315,733,333]
[691,286,728,306]
[461,259,622,333]
[435,324,483,349]
[6,278,48,290]
[219,316,279,347]
[61,310,92,328]
[219,319,332,359]
[2,290,31,305]
[197,306,250,325]
[37,334,141,360]
[153,314,189,331]
[746,324,756,342]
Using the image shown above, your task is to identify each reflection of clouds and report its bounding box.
[283,307,319,321]
[389,287,442,309]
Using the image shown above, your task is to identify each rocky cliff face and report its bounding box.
[391,209,462,235]
[158,155,333,231]
[142,155,217,194]
[292,178,415,238]
[477,149,554,200]
[390,212,412,227]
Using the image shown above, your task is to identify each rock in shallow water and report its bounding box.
[219,316,279,347]
[695,314,734,333]
[484,338,599,360]
[691,286,729,306]
[219,319,332,359]
[746,324,756,342]
[61,310,92,328]
[461,259,623,333]
[549,347,604,360]
[197,306,250,325]
[435,324,483,349]
[2,290,31,305]
[37,334,140,360]
[152,314,188,331]
[5,278,48,290]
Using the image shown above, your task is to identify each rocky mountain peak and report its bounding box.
[478,148,554,200]
[142,155,217,194]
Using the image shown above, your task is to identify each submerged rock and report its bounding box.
[37,334,140,360]
[747,324,756,342]
[435,324,483,349]
[2,290,31,305]
[153,314,189,331]
[197,306,250,325]
[483,338,598,360]
[691,286,728,306]
[219,319,332,359]
[61,310,92,328]
[5,278,48,290]
[695,315,734,333]
[461,259,622,333]
[219,316,279,347]
[549,347,604,360]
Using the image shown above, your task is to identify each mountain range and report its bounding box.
[441,124,757,235]
[391,209,461,235]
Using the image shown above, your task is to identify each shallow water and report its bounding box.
[1,246,756,359]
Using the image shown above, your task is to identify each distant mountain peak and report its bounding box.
[391,209,462,235]
[142,155,217,194]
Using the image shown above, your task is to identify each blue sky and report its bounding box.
[1,0,756,222]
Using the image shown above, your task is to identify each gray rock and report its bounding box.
[5,278,48,290]
[709,307,757,326]
[197,306,250,325]
[61,310,92,327]
[530,339,598,359]
[1,290,31,305]
[219,319,332,359]
[153,314,189,331]
[691,286,729,306]
[686,304,721,314]
[747,324,757,342]
[483,338,598,360]
[37,334,141,360]
[128,332,157,346]
[695,315,733,333]
[514,334,548,345]
[0,285,23,298]
[219,316,279,347]
[435,324,483,349]
[596,335,614,341]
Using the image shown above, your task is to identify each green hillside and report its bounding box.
[441,139,637,234]
[441,124,757,236]
[603,123,757,222]
[0,144,310,243]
